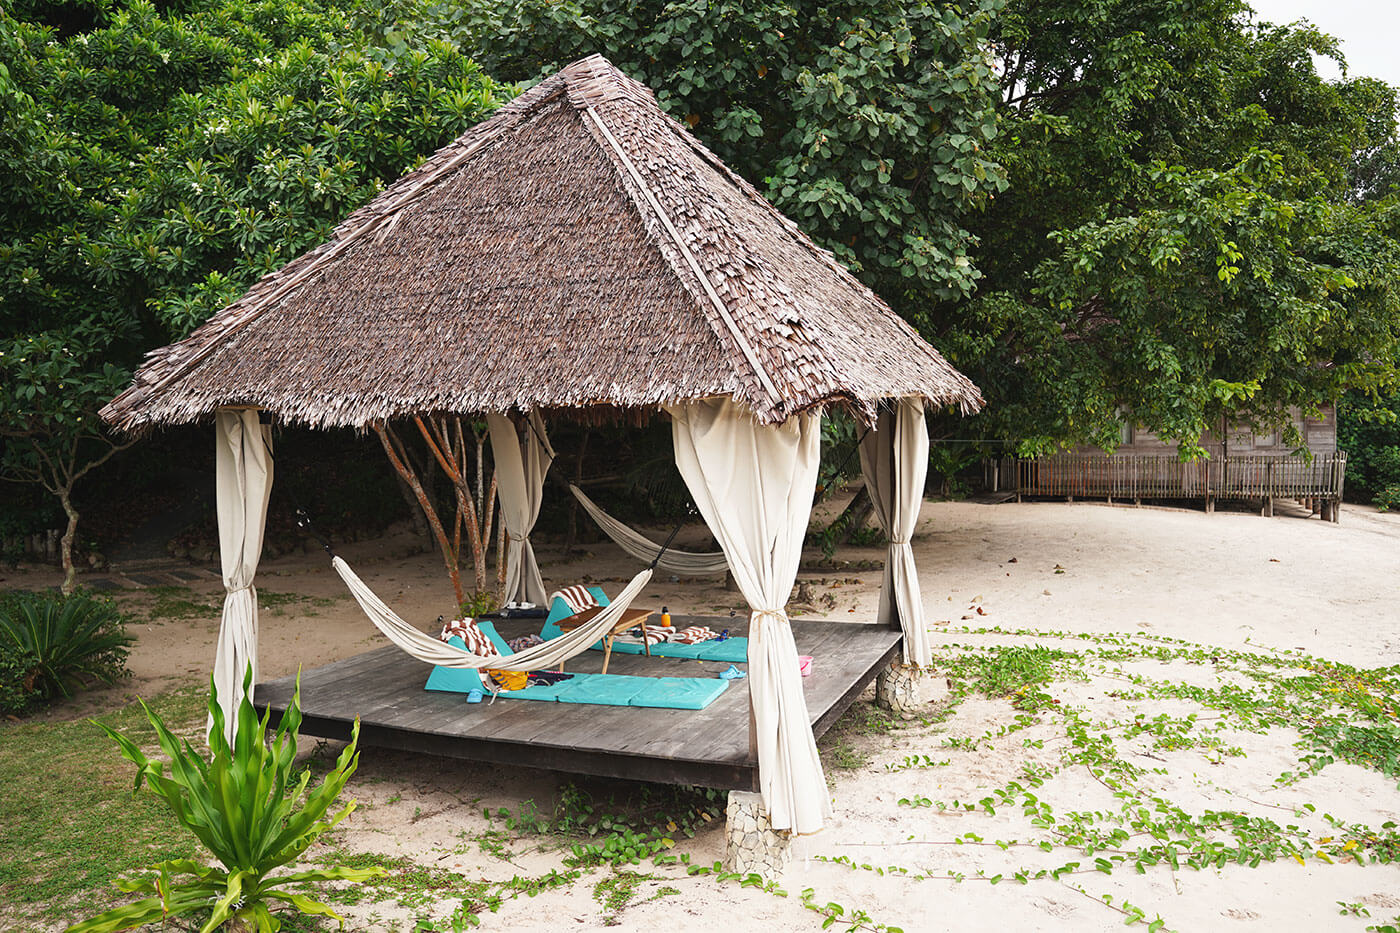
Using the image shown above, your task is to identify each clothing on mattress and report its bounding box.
[508,633,545,653]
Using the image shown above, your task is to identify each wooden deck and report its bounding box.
[255,615,901,791]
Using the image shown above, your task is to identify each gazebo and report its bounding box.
[102,55,982,865]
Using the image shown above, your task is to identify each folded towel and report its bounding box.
[672,625,719,645]
[548,584,599,615]
[440,618,500,657]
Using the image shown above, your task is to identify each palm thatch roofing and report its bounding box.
[102,54,982,432]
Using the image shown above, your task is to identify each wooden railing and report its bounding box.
[1009,453,1346,515]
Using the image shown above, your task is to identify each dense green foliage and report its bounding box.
[6,0,1400,540]
[0,590,132,710]
[1,0,505,570]
[1337,390,1400,508]
[70,670,383,932]
[941,0,1400,452]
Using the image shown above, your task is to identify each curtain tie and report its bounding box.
[225,582,256,595]
[889,534,909,545]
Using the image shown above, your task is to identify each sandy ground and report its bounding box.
[8,498,1400,931]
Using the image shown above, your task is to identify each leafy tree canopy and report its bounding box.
[0,0,506,585]
[945,0,1400,452]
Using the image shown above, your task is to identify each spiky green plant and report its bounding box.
[0,591,131,700]
[66,668,384,932]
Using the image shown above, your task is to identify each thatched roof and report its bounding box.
[102,55,982,432]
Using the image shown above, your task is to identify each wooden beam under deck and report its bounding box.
[255,615,901,791]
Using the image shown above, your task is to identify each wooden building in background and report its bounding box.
[996,406,1346,521]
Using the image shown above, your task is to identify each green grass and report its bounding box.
[0,687,207,923]
[119,586,338,624]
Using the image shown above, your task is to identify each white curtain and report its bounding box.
[668,398,829,835]
[488,411,554,605]
[859,398,931,667]
[212,409,273,743]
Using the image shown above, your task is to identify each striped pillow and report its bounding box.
[548,584,599,615]
[440,618,499,657]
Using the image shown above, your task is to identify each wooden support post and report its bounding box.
[1205,496,1215,514]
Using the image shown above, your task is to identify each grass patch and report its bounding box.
[120,586,338,624]
[0,687,206,922]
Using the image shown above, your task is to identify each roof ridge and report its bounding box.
[576,103,783,413]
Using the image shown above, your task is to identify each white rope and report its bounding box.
[333,556,653,671]
[568,484,729,576]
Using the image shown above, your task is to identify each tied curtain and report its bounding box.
[668,398,830,835]
[859,398,931,667]
[212,409,273,742]
[487,411,554,606]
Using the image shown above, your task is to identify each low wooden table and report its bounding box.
[555,606,656,674]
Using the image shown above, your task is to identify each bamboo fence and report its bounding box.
[1006,453,1347,520]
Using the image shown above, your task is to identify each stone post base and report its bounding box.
[876,660,928,713]
[724,790,792,877]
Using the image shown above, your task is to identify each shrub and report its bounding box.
[1337,391,1400,505]
[68,668,384,933]
[0,641,38,714]
[0,590,132,703]
[1376,484,1400,512]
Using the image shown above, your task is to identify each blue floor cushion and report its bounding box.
[426,665,730,709]
[474,620,514,657]
[424,635,488,694]
[629,677,729,709]
[603,637,748,664]
[552,674,656,706]
[692,639,748,663]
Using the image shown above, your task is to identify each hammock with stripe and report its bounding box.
[568,483,728,576]
[333,556,652,671]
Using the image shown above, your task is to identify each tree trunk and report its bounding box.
[394,473,431,544]
[376,423,464,607]
[58,483,79,595]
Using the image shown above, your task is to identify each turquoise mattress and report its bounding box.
[424,625,730,710]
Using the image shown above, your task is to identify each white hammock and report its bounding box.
[568,483,729,576]
[333,556,653,671]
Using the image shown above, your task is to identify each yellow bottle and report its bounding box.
[661,606,672,627]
